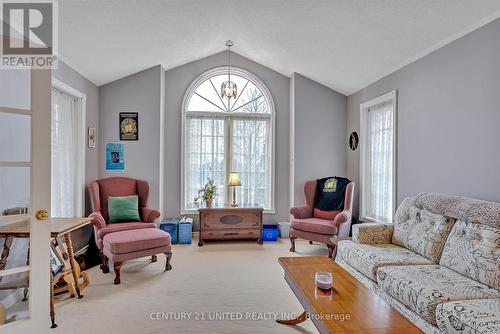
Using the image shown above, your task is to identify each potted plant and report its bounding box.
[194,178,218,208]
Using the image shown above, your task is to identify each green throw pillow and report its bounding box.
[108,195,141,224]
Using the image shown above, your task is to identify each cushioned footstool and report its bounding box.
[102,228,172,284]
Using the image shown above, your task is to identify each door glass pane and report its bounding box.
[0,112,31,162]
[0,69,31,110]
[0,272,30,324]
[0,167,30,214]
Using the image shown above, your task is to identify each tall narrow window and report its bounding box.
[182,67,274,212]
[51,85,85,217]
[360,91,397,223]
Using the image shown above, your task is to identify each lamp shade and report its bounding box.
[228,172,241,186]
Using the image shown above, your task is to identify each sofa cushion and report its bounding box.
[436,298,500,334]
[103,228,171,254]
[392,197,455,262]
[439,220,500,290]
[337,240,433,281]
[377,265,500,325]
[291,218,337,235]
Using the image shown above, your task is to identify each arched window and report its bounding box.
[182,67,275,212]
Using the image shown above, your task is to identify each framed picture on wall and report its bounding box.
[105,142,125,171]
[119,112,139,141]
[88,127,96,148]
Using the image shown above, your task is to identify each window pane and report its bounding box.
[231,81,269,114]
[231,119,270,208]
[187,73,270,114]
[0,167,30,215]
[186,118,226,209]
[187,93,224,112]
[0,271,30,326]
[0,112,31,162]
[0,69,30,110]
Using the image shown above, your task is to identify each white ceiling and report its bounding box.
[59,0,500,95]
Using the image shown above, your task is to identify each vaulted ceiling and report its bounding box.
[59,0,500,95]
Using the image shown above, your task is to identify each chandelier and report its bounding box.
[221,40,237,100]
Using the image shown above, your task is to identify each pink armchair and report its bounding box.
[290,180,354,258]
[88,177,160,268]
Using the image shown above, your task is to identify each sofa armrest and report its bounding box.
[290,205,313,219]
[89,211,106,230]
[141,207,160,223]
[352,223,394,244]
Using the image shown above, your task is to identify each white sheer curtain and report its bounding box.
[51,88,81,217]
[361,100,395,223]
[231,118,270,208]
[185,117,226,208]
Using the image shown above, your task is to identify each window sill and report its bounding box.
[181,208,275,215]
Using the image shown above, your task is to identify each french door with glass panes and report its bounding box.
[0,68,52,333]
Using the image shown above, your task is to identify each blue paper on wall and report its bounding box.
[105,142,125,171]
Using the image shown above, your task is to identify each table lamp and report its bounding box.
[228,172,241,207]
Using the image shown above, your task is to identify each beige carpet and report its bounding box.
[54,238,327,334]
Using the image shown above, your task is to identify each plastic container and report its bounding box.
[278,222,290,238]
[262,224,279,241]
[159,218,180,244]
[178,217,193,244]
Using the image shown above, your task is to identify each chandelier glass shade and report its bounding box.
[221,40,237,100]
[221,80,237,99]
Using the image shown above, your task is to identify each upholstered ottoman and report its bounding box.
[102,228,172,284]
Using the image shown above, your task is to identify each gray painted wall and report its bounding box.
[291,73,347,205]
[164,52,290,227]
[347,18,500,218]
[52,60,100,252]
[99,65,163,209]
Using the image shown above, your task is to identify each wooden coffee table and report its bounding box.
[277,256,422,333]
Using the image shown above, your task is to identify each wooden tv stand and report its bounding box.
[197,205,263,246]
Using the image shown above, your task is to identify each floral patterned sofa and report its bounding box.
[335,193,500,334]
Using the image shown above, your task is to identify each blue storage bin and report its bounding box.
[262,224,279,241]
[159,218,180,244]
[178,217,193,244]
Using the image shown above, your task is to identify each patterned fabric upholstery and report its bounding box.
[392,197,456,262]
[439,220,500,290]
[436,298,500,334]
[352,223,394,244]
[337,240,433,281]
[377,265,500,325]
[415,193,500,229]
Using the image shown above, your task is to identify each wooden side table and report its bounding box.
[198,205,263,246]
[0,217,92,328]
